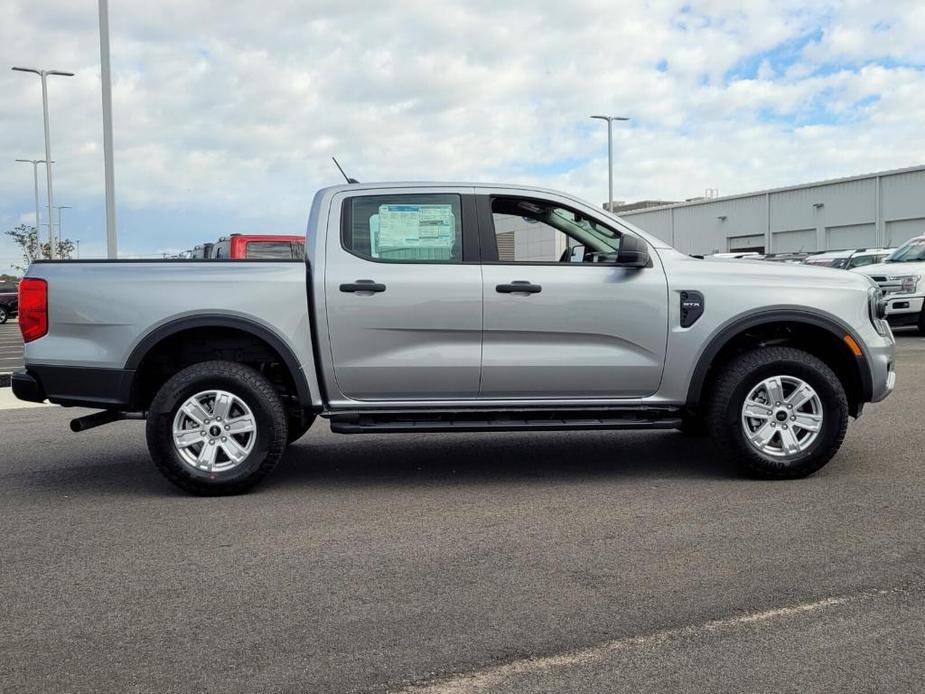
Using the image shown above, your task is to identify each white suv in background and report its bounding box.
[854,235,925,332]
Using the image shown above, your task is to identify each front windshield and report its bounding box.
[887,238,925,263]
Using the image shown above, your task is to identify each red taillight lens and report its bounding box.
[19,278,48,343]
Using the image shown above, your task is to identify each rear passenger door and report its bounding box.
[324,188,483,401]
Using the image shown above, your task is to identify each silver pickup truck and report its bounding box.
[13,182,896,494]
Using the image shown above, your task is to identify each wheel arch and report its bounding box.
[686,308,873,417]
[125,313,314,408]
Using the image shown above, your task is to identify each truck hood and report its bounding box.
[852,260,925,277]
[660,249,876,292]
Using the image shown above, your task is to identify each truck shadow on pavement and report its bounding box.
[22,429,735,497]
[269,428,737,490]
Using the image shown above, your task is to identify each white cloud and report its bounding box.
[1,0,924,257]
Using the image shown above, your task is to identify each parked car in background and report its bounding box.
[854,235,925,332]
[759,252,811,264]
[703,252,763,260]
[803,248,895,270]
[209,234,305,259]
[189,243,214,259]
[0,284,18,324]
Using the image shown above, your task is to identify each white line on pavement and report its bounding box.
[393,586,907,694]
[0,388,51,411]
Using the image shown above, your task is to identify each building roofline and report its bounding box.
[619,163,925,217]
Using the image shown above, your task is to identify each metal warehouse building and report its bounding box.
[618,164,925,256]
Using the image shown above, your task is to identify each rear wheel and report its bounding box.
[146,360,288,495]
[0,307,7,324]
[707,347,848,479]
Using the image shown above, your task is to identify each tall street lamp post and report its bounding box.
[590,115,630,212]
[99,0,118,258]
[15,158,52,233]
[56,206,72,252]
[12,67,75,258]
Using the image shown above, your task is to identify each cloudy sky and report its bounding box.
[2,0,924,265]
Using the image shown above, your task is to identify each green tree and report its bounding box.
[4,224,75,272]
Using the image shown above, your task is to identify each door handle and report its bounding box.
[340,279,387,293]
[496,281,542,294]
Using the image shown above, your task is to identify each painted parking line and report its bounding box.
[395,586,910,694]
[0,387,51,411]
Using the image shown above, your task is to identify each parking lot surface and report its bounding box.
[0,317,23,378]
[0,334,923,693]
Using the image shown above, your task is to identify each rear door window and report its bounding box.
[343,194,463,263]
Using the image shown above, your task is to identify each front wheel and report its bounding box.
[146,360,288,495]
[707,347,849,479]
[0,307,7,324]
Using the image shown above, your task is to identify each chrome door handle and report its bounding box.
[496,281,542,294]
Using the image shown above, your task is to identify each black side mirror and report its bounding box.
[616,235,649,268]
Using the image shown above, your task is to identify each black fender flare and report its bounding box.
[685,307,873,409]
[125,313,313,406]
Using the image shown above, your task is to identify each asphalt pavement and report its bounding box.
[0,334,923,693]
[0,317,23,381]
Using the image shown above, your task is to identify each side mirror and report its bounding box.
[616,235,649,268]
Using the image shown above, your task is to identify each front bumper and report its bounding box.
[866,339,896,404]
[883,295,923,326]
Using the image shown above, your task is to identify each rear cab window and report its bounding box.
[245,241,296,259]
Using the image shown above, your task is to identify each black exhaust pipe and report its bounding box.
[70,410,145,432]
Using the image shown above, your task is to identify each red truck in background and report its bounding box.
[209,234,305,259]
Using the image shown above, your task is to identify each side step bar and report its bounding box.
[328,410,682,434]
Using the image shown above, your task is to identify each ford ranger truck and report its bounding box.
[12,183,896,495]
[853,234,925,333]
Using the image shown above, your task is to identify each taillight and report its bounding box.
[19,278,48,342]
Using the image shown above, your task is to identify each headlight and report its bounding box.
[868,286,889,336]
[899,275,920,294]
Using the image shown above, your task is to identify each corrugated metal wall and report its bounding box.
[620,166,925,254]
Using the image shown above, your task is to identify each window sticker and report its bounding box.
[370,204,455,257]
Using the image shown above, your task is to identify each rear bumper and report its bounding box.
[13,365,134,408]
[12,370,45,403]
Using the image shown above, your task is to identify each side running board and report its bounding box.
[327,409,682,434]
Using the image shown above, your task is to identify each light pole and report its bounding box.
[15,159,52,233]
[590,115,630,212]
[12,66,75,258]
[99,0,118,258]
[56,206,72,253]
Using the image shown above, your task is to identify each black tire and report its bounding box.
[707,346,848,479]
[146,360,288,495]
[287,412,315,444]
[0,307,7,324]
[918,309,925,336]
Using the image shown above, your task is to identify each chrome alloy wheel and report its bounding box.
[740,375,823,458]
[172,390,257,473]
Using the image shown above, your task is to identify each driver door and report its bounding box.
[478,194,669,399]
